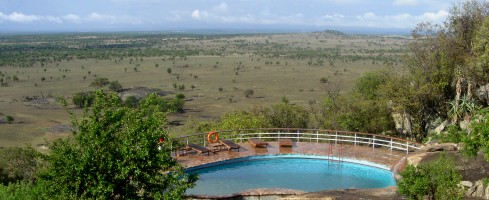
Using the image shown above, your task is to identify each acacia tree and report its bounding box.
[40,90,196,199]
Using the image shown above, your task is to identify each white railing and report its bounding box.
[172,128,423,154]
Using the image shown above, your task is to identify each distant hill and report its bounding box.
[322,30,347,36]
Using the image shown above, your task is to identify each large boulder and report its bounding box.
[420,143,458,152]
[477,83,489,105]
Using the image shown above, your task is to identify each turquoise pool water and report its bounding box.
[185,155,396,196]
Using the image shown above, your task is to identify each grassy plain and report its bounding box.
[0,32,408,148]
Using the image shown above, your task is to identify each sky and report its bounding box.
[0,0,463,33]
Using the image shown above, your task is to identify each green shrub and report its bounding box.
[397,154,463,200]
[5,116,13,124]
[108,80,122,92]
[72,91,95,108]
[89,77,109,87]
[123,95,139,108]
[0,146,44,185]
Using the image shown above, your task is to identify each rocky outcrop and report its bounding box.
[462,179,489,199]
[477,84,489,105]
[420,143,458,152]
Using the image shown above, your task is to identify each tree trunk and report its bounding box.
[453,76,463,123]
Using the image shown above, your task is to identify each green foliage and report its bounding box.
[397,154,463,200]
[322,70,395,134]
[140,94,185,113]
[123,95,139,108]
[265,103,310,128]
[216,111,269,132]
[0,146,44,185]
[108,80,123,92]
[5,116,14,124]
[0,181,51,200]
[72,91,95,108]
[40,90,197,199]
[175,93,185,100]
[168,98,185,113]
[471,15,489,85]
[353,71,387,100]
[89,77,110,88]
[430,125,464,143]
[322,95,395,133]
[462,107,489,161]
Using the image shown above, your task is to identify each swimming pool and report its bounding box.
[185,155,396,196]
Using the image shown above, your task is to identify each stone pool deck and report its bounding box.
[175,141,407,170]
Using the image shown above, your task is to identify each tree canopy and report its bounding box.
[39,90,196,199]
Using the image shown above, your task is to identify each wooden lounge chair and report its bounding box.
[279,138,293,147]
[248,138,268,148]
[186,143,213,155]
[219,139,241,152]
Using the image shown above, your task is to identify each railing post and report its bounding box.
[354,133,357,146]
[297,130,300,142]
[406,141,409,154]
[372,135,375,149]
[316,131,319,143]
[335,131,338,145]
[390,138,393,151]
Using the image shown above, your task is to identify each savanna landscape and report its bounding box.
[0,31,407,148]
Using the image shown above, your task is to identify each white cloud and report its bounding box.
[213,2,228,12]
[393,0,418,6]
[0,12,42,23]
[191,9,201,19]
[314,9,450,29]
[83,12,142,24]
[0,12,63,23]
[322,14,345,20]
[62,14,81,23]
[0,11,141,24]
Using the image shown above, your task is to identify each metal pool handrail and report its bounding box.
[172,128,423,154]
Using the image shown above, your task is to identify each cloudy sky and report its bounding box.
[0,0,462,33]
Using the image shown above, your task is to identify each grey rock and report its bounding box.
[420,143,458,152]
[475,180,485,197]
[461,181,473,188]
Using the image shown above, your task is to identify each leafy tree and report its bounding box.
[72,91,95,108]
[89,77,110,88]
[175,93,185,100]
[265,103,310,128]
[321,70,395,134]
[40,90,197,199]
[397,154,463,200]
[168,98,185,113]
[108,80,123,92]
[353,71,388,101]
[124,95,139,108]
[216,111,269,132]
[5,116,14,124]
[0,146,43,185]
[384,0,489,140]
